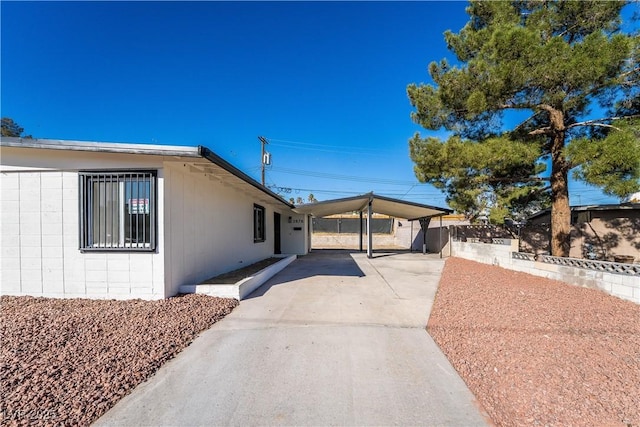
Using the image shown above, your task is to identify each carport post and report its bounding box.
[422,222,427,254]
[439,215,443,258]
[418,217,432,254]
[367,199,373,258]
[359,211,363,252]
[410,220,414,252]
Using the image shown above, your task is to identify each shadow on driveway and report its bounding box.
[95,250,490,427]
[245,250,365,299]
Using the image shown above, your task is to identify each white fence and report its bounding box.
[450,240,640,304]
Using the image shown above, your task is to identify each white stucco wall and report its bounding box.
[161,162,305,297]
[280,213,310,255]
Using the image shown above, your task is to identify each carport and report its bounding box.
[293,193,452,258]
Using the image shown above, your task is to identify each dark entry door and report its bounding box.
[274,212,281,254]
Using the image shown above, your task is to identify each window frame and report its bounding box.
[253,203,266,243]
[79,170,158,252]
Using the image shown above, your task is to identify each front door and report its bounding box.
[274,212,281,254]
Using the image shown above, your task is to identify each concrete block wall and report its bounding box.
[312,218,419,249]
[450,241,640,304]
[0,170,165,300]
[312,233,404,249]
[450,240,519,266]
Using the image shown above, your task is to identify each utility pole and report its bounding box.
[258,136,268,186]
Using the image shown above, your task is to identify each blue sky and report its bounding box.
[1,1,634,208]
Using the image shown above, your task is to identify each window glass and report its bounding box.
[254,204,265,242]
[80,171,156,251]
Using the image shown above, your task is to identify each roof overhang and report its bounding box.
[0,137,294,209]
[527,203,640,221]
[293,193,452,220]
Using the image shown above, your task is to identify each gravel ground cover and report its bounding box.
[0,294,238,426]
[429,257,640,427]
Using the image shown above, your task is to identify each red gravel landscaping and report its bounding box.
[429,257,640,427]
[0,294,238,427]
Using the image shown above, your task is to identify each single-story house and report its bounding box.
[0,137,310,300]
[525,203,640,261]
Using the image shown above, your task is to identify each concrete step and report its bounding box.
[180,255,296,300]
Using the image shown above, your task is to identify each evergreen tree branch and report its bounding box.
[619,67,640,80]
[499,102,536,110]
[513,113,541,131]
[569,122,621,131]
[567,114,640,129]
[528,127,553,136]
[485,177,549,183]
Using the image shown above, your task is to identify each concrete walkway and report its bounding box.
[96,250,489,426]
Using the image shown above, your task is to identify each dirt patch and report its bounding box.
[201,257,283,284]
[429,257,640,426]
[0,294,238,426]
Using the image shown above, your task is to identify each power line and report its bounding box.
[267,184,443,198]
[268,166,428,186]
[267,137,394,153]
[397,183,418,200]
[269,142,394,157]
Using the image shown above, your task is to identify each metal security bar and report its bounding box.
[79,171,157,251]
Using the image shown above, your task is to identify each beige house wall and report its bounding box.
[524,208,640,262]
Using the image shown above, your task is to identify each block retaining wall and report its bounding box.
[450,241,640,304]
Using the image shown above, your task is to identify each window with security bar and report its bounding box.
[79,171,157,251]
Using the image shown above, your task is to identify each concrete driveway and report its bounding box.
[96,250,489,426]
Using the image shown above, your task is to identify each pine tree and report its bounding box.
[1,118,25,137]
[407,0,639,256]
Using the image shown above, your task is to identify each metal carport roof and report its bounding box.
[293,193,452,258]
[292,193,452,220]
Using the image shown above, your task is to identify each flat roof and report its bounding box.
[0,137,201,157]
[293,193,452,220]
[0,137,293,208]
[528,203,640,220]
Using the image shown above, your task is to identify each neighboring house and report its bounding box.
[524,204,640,261]
[0,138,310,300]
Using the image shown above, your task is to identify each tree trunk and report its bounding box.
[548,108,571,257]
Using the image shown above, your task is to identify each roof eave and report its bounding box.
[0,137,294,209]
[0,137,202,157]
[198,146,294,209]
